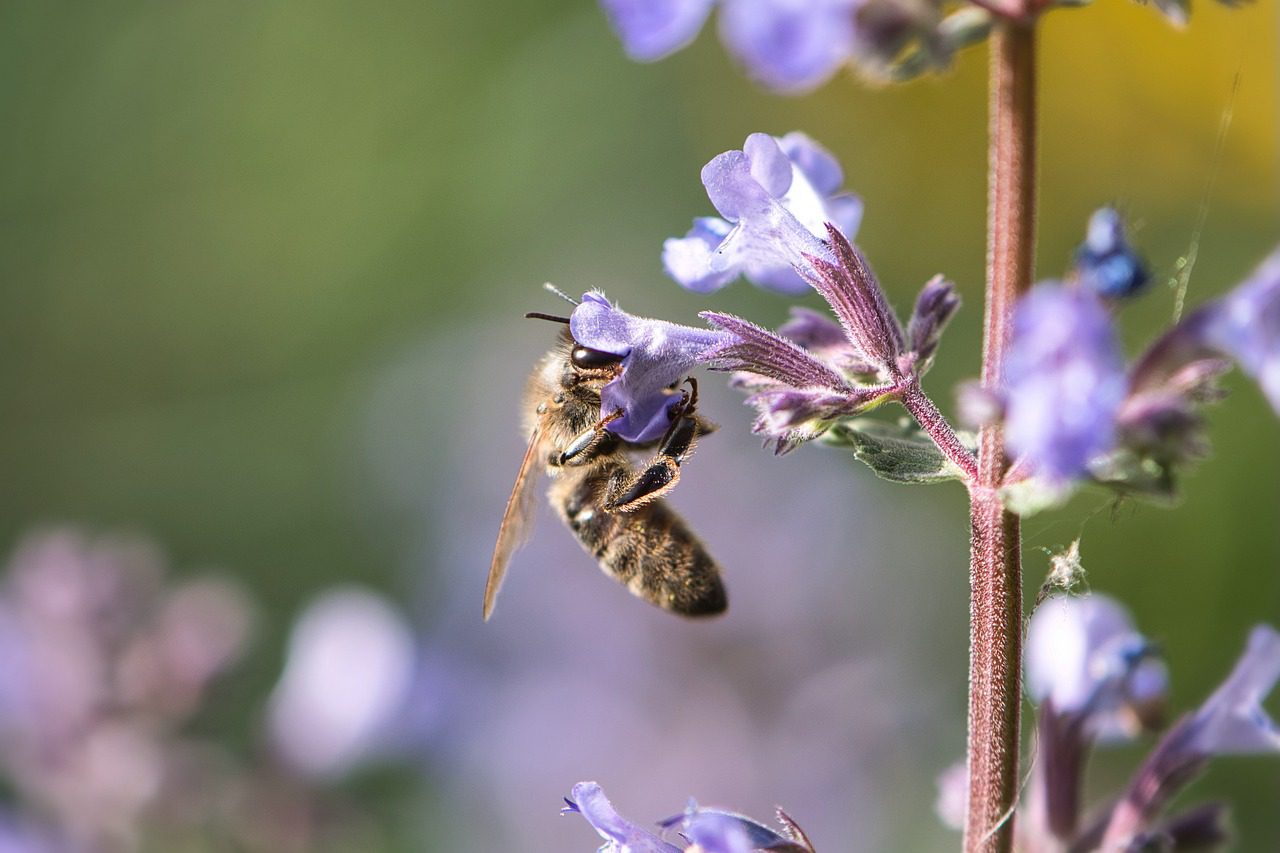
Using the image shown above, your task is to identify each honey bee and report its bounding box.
[484,302,727,621]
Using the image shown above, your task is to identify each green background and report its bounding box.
[1,0,1277,848]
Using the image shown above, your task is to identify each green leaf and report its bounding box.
[1000,451,1180,518]
[823,417,973,485]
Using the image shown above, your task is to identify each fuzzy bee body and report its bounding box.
[485,331,727,620]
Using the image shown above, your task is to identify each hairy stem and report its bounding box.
[899,381,979,482]
[965,21,1036,853]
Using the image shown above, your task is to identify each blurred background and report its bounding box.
[1,0,1277,849]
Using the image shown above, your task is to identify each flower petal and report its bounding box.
[565,782,683,852]
[663,218,739,294]
[1185,624,1280,755]
[600,0,716,61]
[1004,284,1126,482]
[570,293,734,443]
[718,0,855,92]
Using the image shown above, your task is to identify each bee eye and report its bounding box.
[571,345,623,370]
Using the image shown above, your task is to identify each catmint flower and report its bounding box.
[1101,624,1280,848]
[663,132,862,295]
[600,0,716,61]
[562,782,682,853]
[904,274,960,373]
[717,0,861,92]
[1025,594,1168,740]
[699,228,908,450]
[1004,283,1127,482]
[1195,247,1280,414]
[662,801,813,852]
[1073,207,1149,298]
[569,292,734,443]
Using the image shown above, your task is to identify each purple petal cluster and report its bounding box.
[664,133,862,295]
[698,228,920,450]
[1003,283,1127,482]
[602,0,935,92]
[569,291,734,443]
[563,782,682,852]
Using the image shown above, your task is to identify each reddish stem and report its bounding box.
[965,21,1037,853]
[900,381,979,482]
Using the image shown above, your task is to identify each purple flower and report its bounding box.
[1181,624,1280,756]
[717,0,859,92]
[698,228,910,450]
[1003,283,1127,482]
[1100,624,1280,848]
[600,0,943,92]
[905,275,960,373]
[662,802,813,852]
[1073,207,1149,299]
[601,0,716,61]
[569,292,733,443]
[1196,248,1280,414]
[1025,594,1167,741]
[562,782,682,853]
[663,133,862,295]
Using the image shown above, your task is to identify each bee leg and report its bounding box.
[603,396,700,513]
[558,409,623,466]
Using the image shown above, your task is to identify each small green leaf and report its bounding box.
[823,417,973,485]
[1001,451,1180,518]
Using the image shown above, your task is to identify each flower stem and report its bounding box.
[899,382,979,482]
[965,20,1037,853]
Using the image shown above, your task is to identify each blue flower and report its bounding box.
[1003,283,1127,482]
[562,782,683,853]
[1073,207,1149,299]
[663,132,862,295]
[569,292,734,443]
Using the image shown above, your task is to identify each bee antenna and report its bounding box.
[525,312,571,325]
[542,283,579,305]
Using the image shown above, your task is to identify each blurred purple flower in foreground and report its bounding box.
[570,291,733,442]
[601,0,942,91]
[1003,283,1126,483]
[1195,248,1280,414]
[663,132,861,295]
[267,587,417,779]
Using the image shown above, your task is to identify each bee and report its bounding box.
[484,302,727,621]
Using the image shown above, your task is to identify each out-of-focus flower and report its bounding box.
[664,133,861,295]
[1073,207,1149,299]
[1025,594,1167,740]
[665,802,813,852]
[1100,624,1280,849]
[266,587,417,779]
[1003,283,1127,483]
[600,0,945,91]
[1196,248,1280,414]
[569,292,733,443]
[563,782,682,853]
[601,0,717,60]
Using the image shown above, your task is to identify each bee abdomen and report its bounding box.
[552,470,726,617]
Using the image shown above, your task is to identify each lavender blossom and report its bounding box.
[562,782,682,853]
[1073,207,1149,298]
[569,291,734,443]
[665,804,813,852]
[1003,283,1127,482]
[904,274,959,373]
[663,132,861,295]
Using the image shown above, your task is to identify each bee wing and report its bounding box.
[483,421,546,621]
